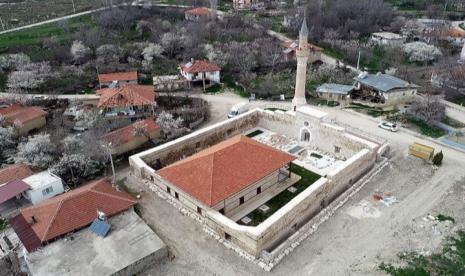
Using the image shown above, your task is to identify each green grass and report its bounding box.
[360,45,386,73]
[323,46,345,60]
[0,15,95,49]
[224,77,250,98]
[406,116,446,138]
[441,116,465,128]
[205,84,222,93]
[245,130,264,138]
[0,218,7,231]
[240,164,320,226]
[437,214,456,223]
[345,103,398,118]
[379,229,465,275]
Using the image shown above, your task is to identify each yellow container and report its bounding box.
[409,142,435,161]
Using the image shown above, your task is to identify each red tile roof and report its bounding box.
[180,60,221,73]
[185,7,211,16]
[10,178,136,251]
[158,135,296,207]
[0,164,34,185]
[0,105,47,124]
[101,119,160,145]
[96,85,156,108]
[0,180,30,204]
[98,71,138,83]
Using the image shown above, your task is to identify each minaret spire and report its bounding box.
[292,11,310,110]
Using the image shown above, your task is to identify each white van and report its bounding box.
[228,102,249,118]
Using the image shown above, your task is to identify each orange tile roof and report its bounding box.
[158,135,296,206]
[96,85,156,108]
[101,119,160,145]
[98,71,138,83]
[0,164,34,185]
[14,178,136,246]
[447,28,465,38]
[0,104,47,124]
[180,60,221,73]
[185,7,211,16]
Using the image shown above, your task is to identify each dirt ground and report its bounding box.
[121,93,465,275]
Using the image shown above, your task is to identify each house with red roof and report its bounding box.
[96,84,157,117]
[179,58,221,87]
[98,71,138,88]
[156,135,297,218]
[101,119,161,156]
[10,178,137,252]
[0,104,47,136]
[185,7,213,21]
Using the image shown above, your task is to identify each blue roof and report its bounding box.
[316,83,354,95]
[89,218,111,237]
[354,73,418,93]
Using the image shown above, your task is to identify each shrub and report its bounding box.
[433,151,443,166]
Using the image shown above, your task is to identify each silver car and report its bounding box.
[378,121,399,132]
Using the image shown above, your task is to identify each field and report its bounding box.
[0,15,95,50]
[0,0,103,30]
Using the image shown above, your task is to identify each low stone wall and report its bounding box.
[112,246,168,276]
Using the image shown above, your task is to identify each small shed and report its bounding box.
[409,142,434,161]
[316,83,353,101]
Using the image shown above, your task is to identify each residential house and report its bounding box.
[179,59,221,86]
[96,85,157,117]
[370,32,405,47]
[353,72,419,105]
[10,178,167,276]
[98,71,138,88]
[10,178,137,252]
[101,119,161,156]
[233,0,274,10]
[185,7,212,21]
[315,83,353,101]
[21,171,65,205]
[282,40,323,63]
[0,164,35,217]
[156,135,296,218]
[0,105,47,136]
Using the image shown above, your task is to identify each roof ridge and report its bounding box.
[41,197,65,241]
[89,187,137,204]
[208,153,215,206]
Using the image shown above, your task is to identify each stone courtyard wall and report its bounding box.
[129,108,385,258]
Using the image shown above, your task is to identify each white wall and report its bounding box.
[25,178,64,205]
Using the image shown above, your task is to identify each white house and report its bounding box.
[371,32,405,47]
[22,171,65,204]
[179,59,221,85]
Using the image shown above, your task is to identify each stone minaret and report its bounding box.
[292,16,310,110]
[460,40,465,63]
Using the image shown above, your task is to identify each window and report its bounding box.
[196,142,200,148]
[150,176,154,181]
[197,206,202,214]
[42,186,54,196]
[175,192,179,199]
[239,196,245,205]
[167,187,171,194]
[334,146,341,153]
[257,187,261,195]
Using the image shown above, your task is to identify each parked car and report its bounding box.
[378,121,399,132]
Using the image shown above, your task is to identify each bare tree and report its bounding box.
[410,96,446,125]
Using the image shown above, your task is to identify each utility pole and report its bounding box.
[0,17,5,31]
[107,142,116,185]
[357,50,361,71]
[71,0,76,13]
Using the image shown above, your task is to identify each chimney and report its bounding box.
[190,58,194,64]
[31,216,37,224]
